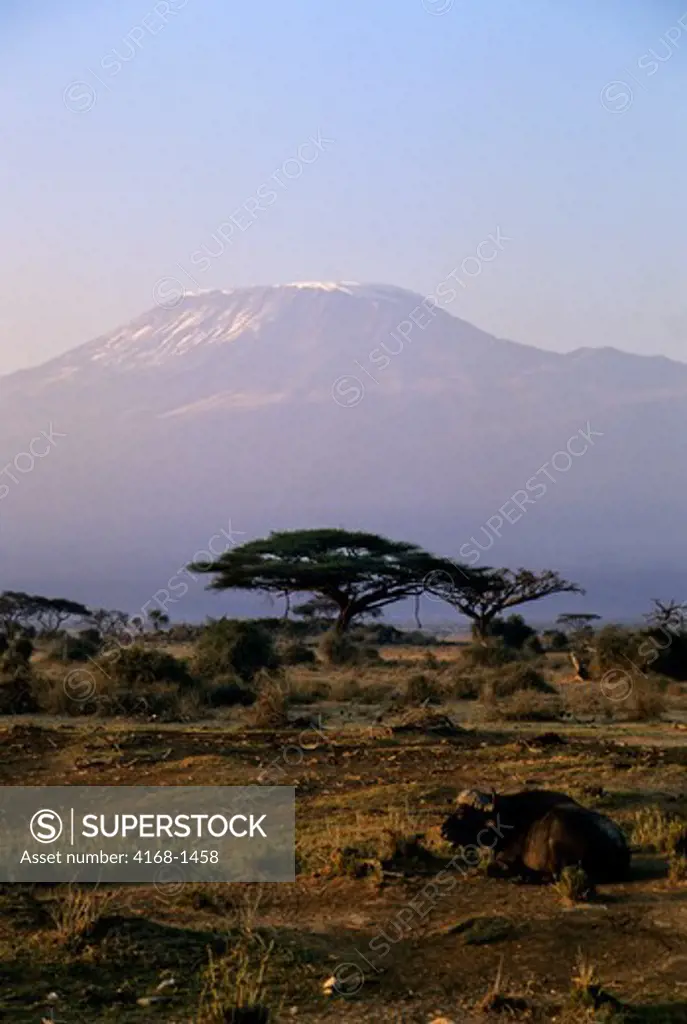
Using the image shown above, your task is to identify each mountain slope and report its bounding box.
[0,283,684,620]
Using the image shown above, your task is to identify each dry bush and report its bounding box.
[444,661,554,705]
[249,677,290,728]
[498,689,563,722]
[196,939,274,1024]
[669,854,687,884]
[554,866,595,905]
[206,676,256,708]
[461,639,519,668]
[195,619,280,683]
[110,681,203,721]
[490,662,555,697]
[326,673,362,702]
[476,958,531,1016]
[629,807,687,854]
[440,664,483,700]
[566,951,626,1018]
[103,644,195,687]
[624,678,666,721]
[401,671,442,706]
[282,671,329,704]
[48,886,115,947]
[562,682,613,720]
[0,667,40,713]
[280,641,316,667]
[319,629,359,665]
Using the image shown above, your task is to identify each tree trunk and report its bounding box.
[472,615,490,644]
[335,603,355,633]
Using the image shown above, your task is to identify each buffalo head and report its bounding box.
[441,788,496,847]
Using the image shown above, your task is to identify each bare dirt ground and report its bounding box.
[1,696,687,1023]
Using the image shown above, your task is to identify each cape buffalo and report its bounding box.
[441,788,630,883]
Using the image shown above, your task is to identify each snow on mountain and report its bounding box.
[0,282,686,619]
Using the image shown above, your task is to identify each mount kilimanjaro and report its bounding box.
[1,282,684,621]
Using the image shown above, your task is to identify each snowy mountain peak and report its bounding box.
[44,282,431,373]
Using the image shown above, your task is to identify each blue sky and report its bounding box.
[1,0,685,373]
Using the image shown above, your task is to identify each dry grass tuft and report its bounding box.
[400,671,442,706]
[629,806,687,854]
[248,678,290,728]
[47,886,115,947]
[668,854,687,884]
[554,866,595,905]
[196,938,274,1023]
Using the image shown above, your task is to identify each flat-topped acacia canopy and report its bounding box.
[189,527,481,632]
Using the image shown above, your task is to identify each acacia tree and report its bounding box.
[556,612,601,634]
[427,567,583,643]
[189,528,476,633]
[0,591,90,636]
[90,608,130,637]
[33,597,91,634]
[148,609,170,633]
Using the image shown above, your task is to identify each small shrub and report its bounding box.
[112,682,196,721]
[29,672,94,716]
[401,672,442,706]
[0,667,40,713]
[319,629,359,665]
[49,631,102,662]
[554,866,595,904]
[488,614,540,651]
[490,662,555,698]
[499,690,562,722]
[451,675,482,700]
[629,807,687,854]
[196,941,273,1024]
[399,629,436,646]
[542,629,569,651]
[567,952,625,1017]
[48,886,115,948]
[440,664,484,700]
[207,676,256,707]
[196,619,280,683]
[281,641,316,666]
[0,633,34,678]
[669,854,687,884]
[462,639,517,668]
[104,645,194,688]
[360,623,406,645]
[593,625,644,675]
[167,622,203,643]
[283,673,330,704]
[249,678,290,728]
[326,674,362,701]
[625,679,666,721]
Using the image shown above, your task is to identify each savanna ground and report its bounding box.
[2,641,687,1023]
